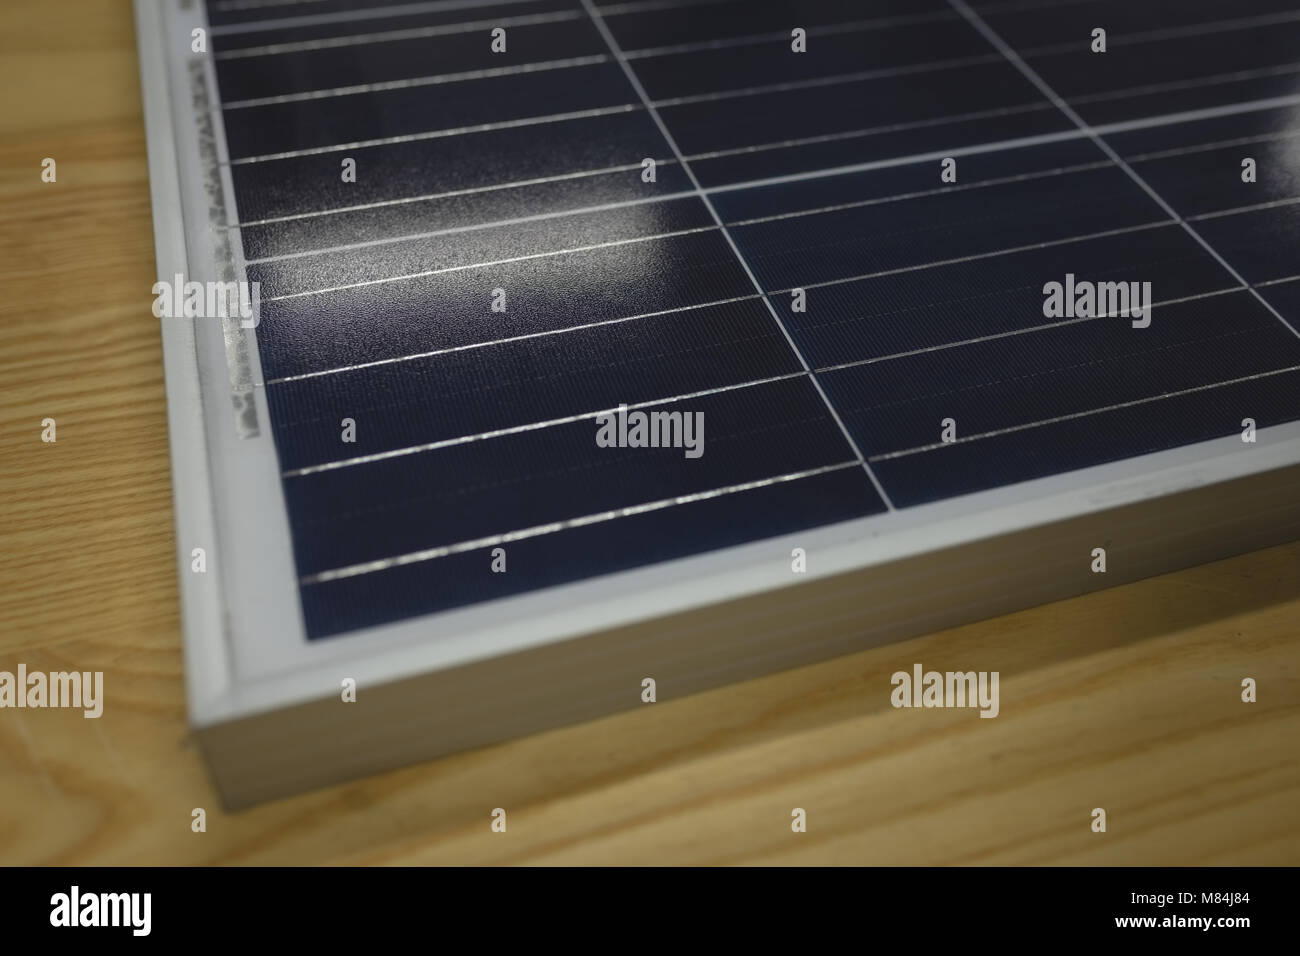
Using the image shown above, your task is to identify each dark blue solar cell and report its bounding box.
[871,367,1300,507]
[600,0,951,53]
[978,0,1300,47]
[1127,139,1300,218]
[208,0,576,35]
[709,137,1107,224]
[689,102,1072,189]
[783,225,1238,370]
[299,463,884,638]
[240,162,693,259]
[1259,278,1300,329]
[658,60,1053,159]
[1070,71,1300,128]
[628,17,992,103]
[246,195,716,298]
[727,164,1165,291]
[1106,104,1300,158]
[222,62,632,159]
[281,375,870,575]
[1191,205,1300,284]
[228,110,679,223]
[820,291,1300,465]
[252,228,761,380]
[214,13,601,103]
[1022,19,1300,109]
[266,296,801,472]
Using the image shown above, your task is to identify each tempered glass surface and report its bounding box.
[204,0,1300,638]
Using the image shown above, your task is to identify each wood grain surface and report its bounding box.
[0,0,1297,865]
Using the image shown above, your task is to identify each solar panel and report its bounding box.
[136,0,1300,804]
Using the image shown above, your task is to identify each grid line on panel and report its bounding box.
[640,54,1008,108]
[621,6,1300,60]
[275,283,1268,478]
[685,63,1300,166]
[229,161,663,227]
[217,26,1300,159]
[597,0,743,15]
[868,365,1300,463]
[215,0,1073,45]
[970,0,1090,13]
[681,90,1300,175]
[770,220,1175,295]
[537,1,893,504]
[1188,196,1300,223]
[618,11,962,60]
[814,284,1250,374]
[228,96,1300,244]
[290,344,1300,587]
[849,318,1275,420]
[212,0,322,10]
[1068,61,1300,109]
[216,8,1300,107]
[249,217,1235,387]
[260,293,767,384]
[1126,127,1300,164]
[724,159,1115,227]
[213,9,956,60]
[225,104,641,164]
[223,88,1300,226]
[298,461,863,584]
[252,192,1298,308]
[244,189,700,264]
[210,1,570,40]
[224,53,1009,111]
[290,402,858,529]
[946,0,1300,343]
[257,270,1294,391]
[221,54,614,108]
[210,3,1300,122]
[249,159,1115,267]
[281,371,810,477]
[1026,8,1300,55]
[260,223,719,300]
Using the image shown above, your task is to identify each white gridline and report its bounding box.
[224,91,1300,230]
[303,360,1300,585]
[249,173,1284,285]
[579,0,896,509]
[221,57,1300,165]
[244,157,1118,265]
[209,1,1300,66]
[946,0,1300,342]
[276,281,1266,478]
[216,7,1300,108]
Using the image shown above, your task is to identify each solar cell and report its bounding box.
[137,0,1300,804]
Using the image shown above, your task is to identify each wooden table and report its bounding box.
[1,0,1297,865]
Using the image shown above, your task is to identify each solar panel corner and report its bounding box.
[137,0,1300,807]
[192,448,1300,809]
